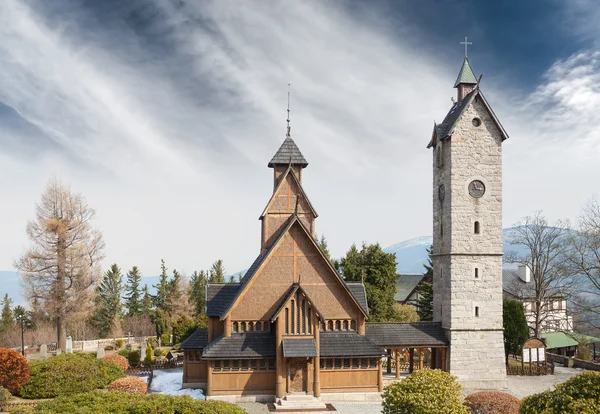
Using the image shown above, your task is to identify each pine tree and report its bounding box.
[228,275,235,283]
[124,266,143,317]
[339,243,398,322]
[93,264,124,338]
[141,285,153,315]
[317,235,331,260]
[238,272,243,282]
[153,259,171,312]
[189,271,207,316]
[1,294,14,332]
[416,245,434,321]
[209,260,226,283]
[503,300,530,363]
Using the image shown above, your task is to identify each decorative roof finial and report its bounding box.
[286,83,291,138]
[460,36,472,58]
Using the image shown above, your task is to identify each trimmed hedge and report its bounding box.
[465,391,520,414]
[520,371,600,414]
[382,369,469,414]
[18,353,124,399]
[108,377,147,395]
[102,355,129,372]
[34,390,246,413]
[0,348,30,394]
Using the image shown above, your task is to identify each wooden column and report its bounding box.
[387,349,392,374]
[206,361,213,397]
[357,314,366,335]
[418,349,424,370]
[395,348,400,379]
[224,315,232,338]
[377,358,383,392]
[409,348,414,373]
[314,315,321,398]
[276,316,285,398]
[441,348,447,372]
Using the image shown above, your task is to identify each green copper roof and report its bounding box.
[454,57,478,87]
[540,331,600,349]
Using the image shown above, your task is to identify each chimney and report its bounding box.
[518,265,530,283]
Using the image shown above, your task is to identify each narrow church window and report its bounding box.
[268,359,275,370]
[352,359,359,368]
[259,360,266,370]
[214,361,221,372]
[474,221,480,234]
[250,360,257,370]
[297,295,301,334]
[351,320,357,331]
[334,359,341,369]
[326,359,333,369]
[335,320,341,331]
[224,360,230,370]
[241,322,247,332]
[248,322,254,331]
[440,221,443,237]
[343,320,348,331]
[475,268,479,278]
[302,300,306,334]
[361,358,368,368]
[232,360,239,371]
[440,268,443,279]
[290,301,295,334]
[233,322,239,333]
[369,359,377,368]
[320,359,325,369]
[344,358,350,368]
[285,309,289,334]
[475,306,479,317]
[328,320,334,331]
[308,308,312,334]
[187,352,193,361]
[264,321,271,332]
[256,321,262,332]
[241,360,248,371]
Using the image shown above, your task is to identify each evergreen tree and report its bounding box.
[503,299,530,363]
[154,308,171,338]
[339,243,398,322]
[124,266,143,317]
[416,245,434,321]
[153,259,171,312]
[238,272,243,282]
[228,275,235,283]
[317,235,331,260]
[93,264,124,337]
[141,285,153,315]
[189,271,207,316]
[209,260,226,283]
[1,294,14,332]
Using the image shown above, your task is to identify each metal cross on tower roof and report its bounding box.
[460,36,472,57]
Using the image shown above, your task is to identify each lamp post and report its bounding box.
[13,305,32,357]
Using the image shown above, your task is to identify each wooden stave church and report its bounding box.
[180,132,449,401]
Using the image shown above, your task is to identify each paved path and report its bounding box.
[239,366,582,413]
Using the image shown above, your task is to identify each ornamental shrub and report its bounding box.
[114,339,125,348]
[382,369,469,414]
[0,348,30,394]
[144,344,154,365]
[520,371,600,414]
[107,377,147,395]
[153,348,163,357]
[18,353,124,399]
[128,350,140,367]
[0,386,12,402]
[34,390,246,413]
[464,391,520,414]
[102,355,129,372]
[161,333,170,346]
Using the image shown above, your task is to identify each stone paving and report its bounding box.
[238,366,582,413]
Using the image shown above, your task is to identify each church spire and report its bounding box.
[454,38,478,101]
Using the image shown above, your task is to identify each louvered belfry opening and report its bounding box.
[284,291,313,336]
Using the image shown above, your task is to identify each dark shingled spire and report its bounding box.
[268,137,308,168]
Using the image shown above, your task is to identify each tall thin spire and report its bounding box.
[286,83,291,138]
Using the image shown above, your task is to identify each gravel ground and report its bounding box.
[237,366,582,413]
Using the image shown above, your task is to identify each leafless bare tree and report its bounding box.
[14,179,105,351]
[505,211,573,337]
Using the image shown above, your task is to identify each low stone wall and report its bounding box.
[548,352,600,371]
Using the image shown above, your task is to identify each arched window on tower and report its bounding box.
[475,306,480,317]
[474,221,480,234]
[475,268,479,279]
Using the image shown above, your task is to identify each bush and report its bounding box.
[34,390,247,413]
[102,355,129,372]
[127,350,140,367]
[5,405,35,414]
[520,371,600,414]
[107,377,147,395]
[161,333,170,346]
[172,315,197,344]
[0,348,30,394]
[18,353,124,399]
[118,349,130,358]
[464,391,520,414]
[115,339,124,348]
[382,369,469,414]
[153,348,163,357]
[0,386,12,402]
[144,344,154,365]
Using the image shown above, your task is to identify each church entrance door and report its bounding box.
[289,358,307,393]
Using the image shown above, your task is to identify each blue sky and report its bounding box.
[1,0,600,281]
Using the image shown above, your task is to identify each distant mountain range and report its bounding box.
[0,227,529,307]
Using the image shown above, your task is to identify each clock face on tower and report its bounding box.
[438,184,445,201]
[468,180,486,198]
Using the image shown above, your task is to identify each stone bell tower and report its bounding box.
[428,49,508,389]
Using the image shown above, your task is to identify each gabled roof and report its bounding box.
[395,274,426,303]
[206,283,242,317]
[502,269,565,300]
[366,322,448,347]
[269,283,326,323]
[454,57,478,87]
[345,282,369,316]
[259,166,318,219]
[427,87,509,148]
[220,214,369,321]
[268,137,308,168]
[179,328,209,350]
[320,332,384,357]
[201,332,276,359]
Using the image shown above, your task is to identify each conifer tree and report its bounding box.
[93,264,124,337]
[339,243,398,322]
[166,269,192,318]
[1,294,14,332]
[141,285,153,315]
[124,266,143,317]
[209,260,226,283]
[416,245,434,321]
[189,271,207,316]
[228,275,235,283]
[153,259,171,312]
[503,299,530,363]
